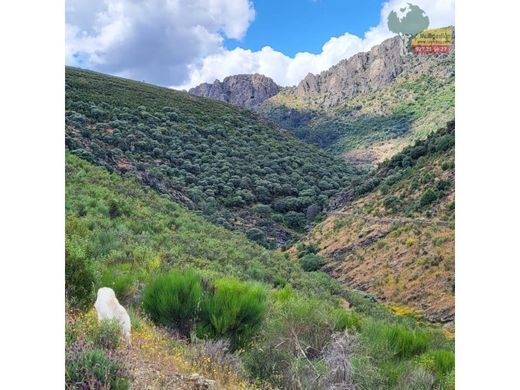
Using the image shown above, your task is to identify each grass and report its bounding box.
[66,153,454,388]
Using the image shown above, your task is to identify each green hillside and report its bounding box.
[65,67,358,247]
[66,152,454,389]
[260,55,454,168]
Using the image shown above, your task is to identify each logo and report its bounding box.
[410,27,453,54]
[387,3,452,54]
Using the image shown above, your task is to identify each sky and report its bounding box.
[65,0,455,90]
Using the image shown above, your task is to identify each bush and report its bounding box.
[100,268,137,305]
[65,239,97,310]
[93,319,122,350]
[142,269,203,336]
[244,294,337,388]
[417,349,455,376]
[363,322,432,360]
[299,254,322,272]
[200,278,267,349]
[419,188,438,208]
[333,309,363,332]
[66,341,129,389]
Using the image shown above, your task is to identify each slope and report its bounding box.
[66,152,454,389]
[65,67,358,247]
[296,121,455,324]
[258,31,455,168]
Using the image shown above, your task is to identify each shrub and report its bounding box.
[419,188,438,208]
[333,309,363,332]
[92,319,122,350]
[363,321,432,359]
[65,239,97,310]
[142,269,203,336]
[200,278,267,349]
[416,349,455,376]
[100,268,137,305]
[299,254,322,272]
[66,343,129,390]
[244,294,337,389]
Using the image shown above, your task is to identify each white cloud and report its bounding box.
[66,0,255,85]
[65,0,454,89]
[175,0,454,89]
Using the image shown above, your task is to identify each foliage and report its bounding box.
[299,253,322,272]
[66,311,130,389]
[66,346,130,390]
[65,238,97,310]
[200,278,267,349]
[65,67,359,244]
[93,319,123,350]
[142,269,204,336]
[66,153,303,304]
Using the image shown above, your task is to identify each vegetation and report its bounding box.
[260,55,455,168]
[142,269,204,336]
[66,152,454,388]
[65,67,359,246]
[300,121,455,323]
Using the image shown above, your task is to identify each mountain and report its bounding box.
[189,28,455,169]
[65,67,358,247]
[189,73,280,108]
[260,29,455,168]
[295,121,455,324]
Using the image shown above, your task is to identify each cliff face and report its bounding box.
[189,74,280,109]
[294,30,454,108]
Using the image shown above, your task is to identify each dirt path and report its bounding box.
[329,210,451,227]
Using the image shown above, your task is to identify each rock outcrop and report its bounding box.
[189,74,280,109]
[294,27,454,108]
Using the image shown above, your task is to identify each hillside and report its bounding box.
[66,153,454,389]
[296,121,455,324]
[259,31,455,168]
[187,30,455,169]
[65,67,359,247]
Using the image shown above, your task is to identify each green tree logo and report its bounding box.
[388,3,430,36]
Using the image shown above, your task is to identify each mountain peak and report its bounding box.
[189,73,280,108]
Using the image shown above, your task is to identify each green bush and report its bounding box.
[200,278,267,349]
[419,188,439,208]
[364,322,432,360]
[142,269,203,336]
[100,268,137,305]
[244,294,336,388]
[333,308,363,332]
[66,345,129,389]
[65,238,97,310]
[417,349,455,376]
[92,319,122,350]
[299,253,322,272]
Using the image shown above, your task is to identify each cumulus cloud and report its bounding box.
[66,0,255,85]
[66,0,454,89]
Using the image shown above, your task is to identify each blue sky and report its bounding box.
[66,0,454,88]
[225,0,384,56]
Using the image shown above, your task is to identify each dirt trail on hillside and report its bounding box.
[329,211,451,227]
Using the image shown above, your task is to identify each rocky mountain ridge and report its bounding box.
[189,73,280,109]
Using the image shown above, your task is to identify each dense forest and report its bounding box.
[65,67,359,247]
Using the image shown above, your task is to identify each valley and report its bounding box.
[65,30,455,389]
